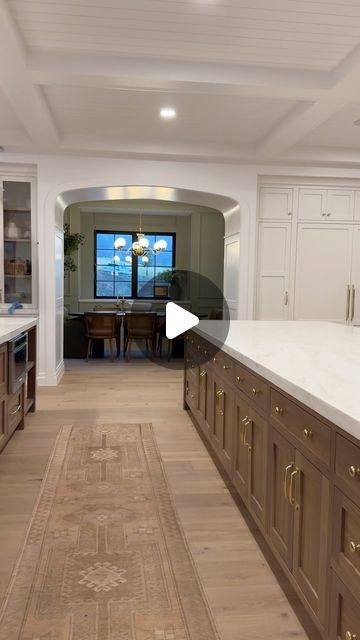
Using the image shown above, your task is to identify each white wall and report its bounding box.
[3,151,360,385]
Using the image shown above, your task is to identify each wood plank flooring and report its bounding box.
[0,358,321,639]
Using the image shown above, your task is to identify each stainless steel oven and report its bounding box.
[8,333,27,394]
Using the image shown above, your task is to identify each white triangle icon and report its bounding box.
[166,302,199,340]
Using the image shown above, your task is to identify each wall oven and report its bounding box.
[8,333,27,394]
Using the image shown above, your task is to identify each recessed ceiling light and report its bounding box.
[160,107,176,120]
[354,119,360,126]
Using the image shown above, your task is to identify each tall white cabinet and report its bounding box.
[256,180,360,324]
[0,170,37,312]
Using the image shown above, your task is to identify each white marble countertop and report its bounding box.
[195,320,360,441]
[0,316,37,346]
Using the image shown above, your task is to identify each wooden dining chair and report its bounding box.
[124,313,157,360]
[84,312,118,362]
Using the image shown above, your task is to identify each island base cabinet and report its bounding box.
[198,365,213,441]
[330,573,360,640]
[0,397,6,449]
[233,392,267,528]
[212,377,234,474]
[269,428,295,570]
[293,451,329,623]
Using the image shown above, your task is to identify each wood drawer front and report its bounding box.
[0,397,6,447]
[0,344,7,399]
[234,363,269,413]
[330,573,360,640]
[332,489,360,599]
[7,388,23,434]
[270,389,331,467]
[212,351,234,383]
[335,434,360,502]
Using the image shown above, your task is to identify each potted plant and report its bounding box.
[64,223,84,274]
[157,269,186,300]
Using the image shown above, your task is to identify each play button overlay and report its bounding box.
[166,302,199,339]
[137,268,230,370]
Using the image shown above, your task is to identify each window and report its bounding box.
[94,231,175,298]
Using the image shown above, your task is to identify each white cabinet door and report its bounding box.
[294,224,353,321]
[298,188,327,220]
[326,190,354,222]
[256,222,291,319]
[258,187,293,220]
[350,226,360,324]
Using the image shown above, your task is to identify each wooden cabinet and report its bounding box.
[256,222,291,320]
[0,397,6,450]
[234,393,267,527]
[184,331,360,639]
[258,186,293,220]
[0,344,7,398]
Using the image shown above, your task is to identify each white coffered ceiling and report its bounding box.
[1,0,360,164]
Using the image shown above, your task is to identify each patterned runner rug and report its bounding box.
[0,423,219,640]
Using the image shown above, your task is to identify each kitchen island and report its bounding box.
[0,316,37,452]
[184,321,360,640]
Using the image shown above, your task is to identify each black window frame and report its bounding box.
[94,230,176,299]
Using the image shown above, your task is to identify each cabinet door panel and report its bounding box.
[212,378,234,474]
[0,397,6,449]
[248,406,267,527]
[198,365,213,441]
[258,187,293,220]
[294,224,352,321]
[293,451,329,622]
[269,428,295,569]
[350,226,360,325]
[0,344,7,398]
[256,222,291,320]
[233,394,250,502]
[330,573,360,640]
[327,190,354,222]
[298,188,327,220]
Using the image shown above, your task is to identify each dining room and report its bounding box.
[63,198,225,362]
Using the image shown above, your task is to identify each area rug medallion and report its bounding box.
[0,424,219,640]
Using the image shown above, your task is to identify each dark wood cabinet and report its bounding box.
[0,344,7,399]
[184,330,360,640]
[269,427,295,569]
[292,451,329,621]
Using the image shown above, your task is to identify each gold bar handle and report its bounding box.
[349,541,360,553]
[351,285,356,322]
[9,404,21,416]
[284,290,289,306]
[275,406,284,416]
[283,464,293,499]
[240,416,249,443]
[348,465,360,478]
[243,419,252,446]
[345,632,358,640]
[289,468,299,505]
[346,284,351,322]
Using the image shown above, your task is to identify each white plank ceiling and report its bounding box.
[1,0,360,163]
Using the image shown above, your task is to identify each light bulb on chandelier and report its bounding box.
[114,212,167,258]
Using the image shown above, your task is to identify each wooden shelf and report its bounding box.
[4,208,31,214]
[25,397,34,415]
[26,361,34,373]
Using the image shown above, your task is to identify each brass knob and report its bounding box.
[348,466,360,478]
[275,406,284,416]
[349,541,360,553]
[223,365,231,370]
[216,410,224,416]
[213,357,217,363]
[236,376,244,383]
[200,370,206,377]
[197,345,201,350]
[216,389,224,397]
[303,428,312,439]
[345,632,357,640]
[252,388,259,395]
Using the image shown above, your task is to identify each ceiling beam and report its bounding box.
[257,43,360,158]
[0,0,59,148]
[28,51,330,101]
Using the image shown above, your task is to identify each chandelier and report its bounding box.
[114,213,167,264]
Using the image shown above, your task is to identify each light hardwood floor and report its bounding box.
[0,358,320,639]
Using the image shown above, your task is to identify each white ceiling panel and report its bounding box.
[302,103,360,149]
[9,0,360,70]
[0,87,27,136]
[42,85,297,146]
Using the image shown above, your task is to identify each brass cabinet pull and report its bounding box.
[289,468,299,505]
[242,418,252,446]
[284,290,289,306]
[216,410,224,416]
[275,406,284,416]
[351,285,356,322]
[345,632,358,640]
[349,541,360,553]
[240,416,248,443]
[283,464,293,499]
[213,357,217,363]
[348,465,360,478]
[186,380,189,392]
[346,284,351,321]
[236,376,244,383]
[252,388,259,396]
[200,370,206,377]
[303,428,312,439]
[9,404,21,416]
[190,393,195,399]
[216,389,224,398]
[223,365,231,370]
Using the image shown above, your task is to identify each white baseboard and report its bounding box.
[37,360,65,386]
